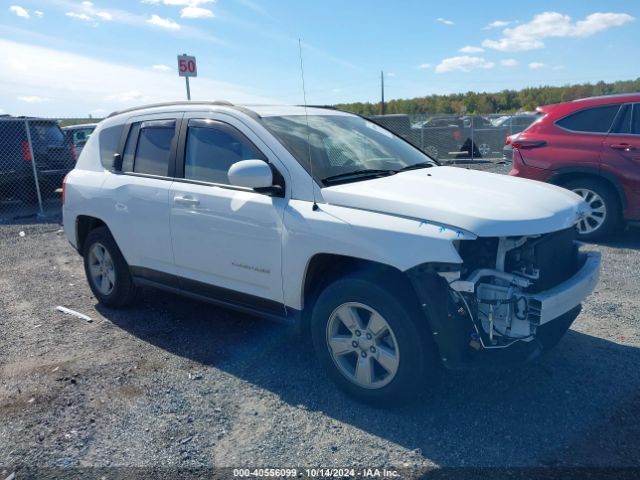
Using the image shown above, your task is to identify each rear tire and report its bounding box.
[562,179,620,240]
[310,275,438,404]
[83,226,137,307]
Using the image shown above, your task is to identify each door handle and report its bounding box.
[174,195,200,206]
[610,143,637,152]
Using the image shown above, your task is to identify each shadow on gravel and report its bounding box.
[0,197,62,225]
[98,289,640,467]
[589,225,640,251]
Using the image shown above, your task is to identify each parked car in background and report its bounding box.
[0,116,76,201]
[510,93,640,239]
[411,115,462,160]
[63,101,600,403]
[499,114,541,161]
[63,123,97,157]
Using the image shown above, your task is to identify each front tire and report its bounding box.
[310,276,437,404]
[83,226,137,307]
[563,179,620,240]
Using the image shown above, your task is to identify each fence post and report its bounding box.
[470,117,475,162]
[24,120,44,217]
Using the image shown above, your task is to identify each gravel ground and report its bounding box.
[1,162,639,478]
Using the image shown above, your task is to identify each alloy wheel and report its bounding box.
[88,242,116,295]
[572,188,607,235]
[326,302,400,389]
[478,143,492,157]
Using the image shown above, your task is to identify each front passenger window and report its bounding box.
[184,121,266,185]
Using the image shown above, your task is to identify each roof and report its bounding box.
[572,92,640,103]
[62,123,99,130]
[0,115,58,122]
[106,101,348,120]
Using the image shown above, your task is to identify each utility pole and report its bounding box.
[380,70,385,115]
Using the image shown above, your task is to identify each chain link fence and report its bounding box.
[368,112,539,163]
[0,117,81,223]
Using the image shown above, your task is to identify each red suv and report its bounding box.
[510,93,640,239]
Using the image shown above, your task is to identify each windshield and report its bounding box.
[261,114,436,184]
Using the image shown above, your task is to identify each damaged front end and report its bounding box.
[408,228,601,369]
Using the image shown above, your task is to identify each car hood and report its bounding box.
[321,166,589,237]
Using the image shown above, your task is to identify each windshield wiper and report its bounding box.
[397,161,435,172]
[322,169,396,185]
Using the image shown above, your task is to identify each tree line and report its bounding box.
[335,78,640,116]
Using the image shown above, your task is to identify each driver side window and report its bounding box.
[184,120,266,185]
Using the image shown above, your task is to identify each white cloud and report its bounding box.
[17,95,49,103]
[459,45,484,53]
[57,2,224,44]
[65,2,114,25]
[552,65,565,70]
[436,17,454,26]
[436,56,495,73]
[66,12,93,21]
[162,0,215,5]
[147,14,181,29]
[34,10,44,18]
[9,5,30,18]
[528,62,545,69]
[181,6,214,18]
[484,20,510,30]
[500,58,519,67]
[95,11,113,21]
[143,0,216,19]
[0,39,271,116]
[105,90,150,103]
[418,63,432,69]
[386,72,396,77]
[152,64,172,71]
[482,11,635,52]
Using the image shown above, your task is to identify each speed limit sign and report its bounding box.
[177,55,197,77]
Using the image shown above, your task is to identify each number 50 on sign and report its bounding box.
[177,55,197,77]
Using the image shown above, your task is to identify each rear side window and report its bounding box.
[99,124,124,169]
[612,105,632,134]
[633,104,640,135]
[556,105,621,133]
[121,120,176,176]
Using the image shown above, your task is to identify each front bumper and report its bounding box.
[523,251,600,326]
[409,249,601,370]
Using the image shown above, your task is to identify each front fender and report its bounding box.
[282,200,474,309]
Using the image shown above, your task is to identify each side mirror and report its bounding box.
[112,153,123,172]
[228,159,276,191]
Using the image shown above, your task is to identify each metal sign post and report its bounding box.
[177,54,197,101]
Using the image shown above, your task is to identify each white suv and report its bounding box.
[63,102,601,403]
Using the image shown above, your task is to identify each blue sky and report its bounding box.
[0,0,638,117]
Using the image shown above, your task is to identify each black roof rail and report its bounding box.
[297,105,339,110]
[573,92,640,102]
[106,100,237,119]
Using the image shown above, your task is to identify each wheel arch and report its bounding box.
[75,215,108,255]
[300,254,456,367]
[301,254,417,311]
[548,167,626,210]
